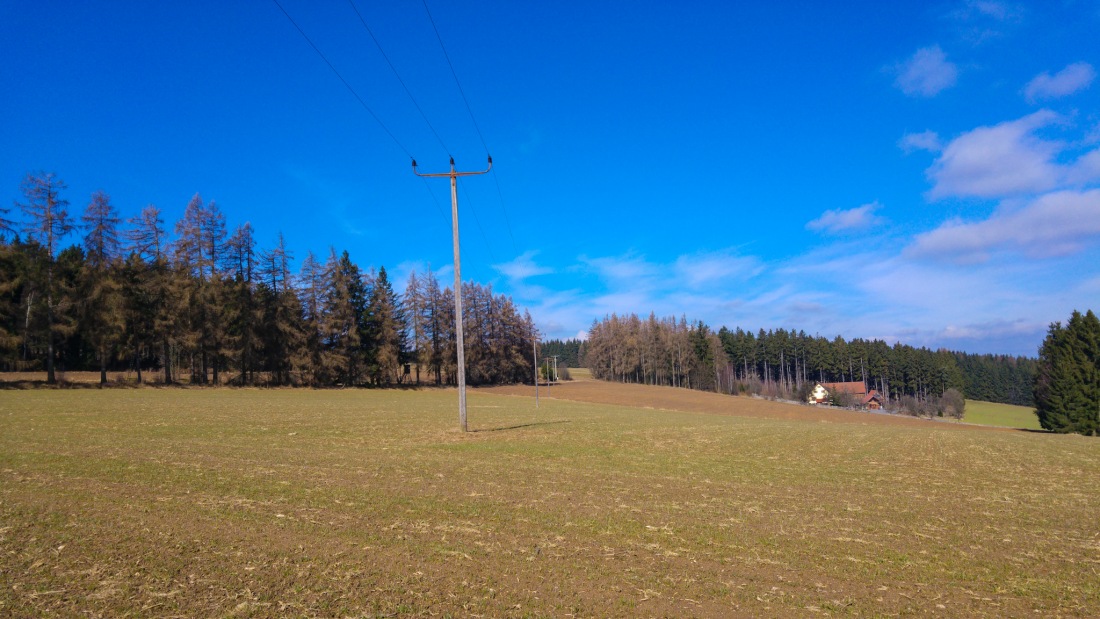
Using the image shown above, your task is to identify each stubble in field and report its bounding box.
[1,386,1098,617]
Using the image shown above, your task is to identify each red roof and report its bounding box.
[821,381,867,395]
[862,389,883,404]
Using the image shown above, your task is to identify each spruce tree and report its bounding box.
[366,265,405,384]
[17,172,73,383]
[1035,310,1100,435]
[79,191,123,384]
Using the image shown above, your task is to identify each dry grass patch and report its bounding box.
[1,388,1098,617]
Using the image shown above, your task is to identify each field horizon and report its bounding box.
[2,380,1097,616]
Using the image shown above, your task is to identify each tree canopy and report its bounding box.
[584,312,1037,408]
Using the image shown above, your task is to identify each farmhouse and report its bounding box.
[809,381,883,409]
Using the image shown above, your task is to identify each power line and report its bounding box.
[270,0,414,159]
[490,168,518,254]
[420,0,489,154]
[345,0,451,157]
[418,176,447,218]
[456,178,498,265]
[420,0,519,256]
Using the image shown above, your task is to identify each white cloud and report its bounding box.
[806,202,885,234]
[674,251,762,288]
[899,130,943,153]
[908,188,1100,262]
[1024,62,1096,102]
[894,46,958,97]
[493,250,552,282]
[927,110,1065,199]
[952,0,1024,23]
[947,1,1024,45]
[968,1,1012,20]
[1069,148,1100,184]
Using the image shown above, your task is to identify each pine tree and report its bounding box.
[1035,310,1100,435]
[17,172,74,383]
[258,233,303,386]
[224,223,261,384]
[318,249,360,386]
[125,205,177,383]
[404,270,427,384]
[297,251,327,386]
[366,265,405,384]
[79,191,124,384]
[173,194,227,383]
[423,268,446,384]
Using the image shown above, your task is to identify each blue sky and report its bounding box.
[3,1,1099,356]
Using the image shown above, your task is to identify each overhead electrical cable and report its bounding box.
[420,0,489,154]
[270,0,414,160]
[490,170,517,252]
[346,0,452,157]
[418,177,447,218]
[420,0,518,255]
[457,179,498,264]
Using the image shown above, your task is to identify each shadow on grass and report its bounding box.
[471,420,571,433]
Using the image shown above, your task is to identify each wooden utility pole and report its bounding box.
[413,156,492,432]
[533,336,539,409]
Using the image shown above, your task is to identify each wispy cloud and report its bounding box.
[581,253,657,287]
[1069,148,1100,184]
[494,250,552,282]
[807,202,885,234]
[927,110,1065,199]
[967,1,1016,20]
[899,130,943,153]
[908,189,1100,262]
[950,0,1024,23]
[512,236,1081,355]
[947,1,1024,44]
[674,251,762,288]
[894,46,958,97]
[1024,62,1096,102]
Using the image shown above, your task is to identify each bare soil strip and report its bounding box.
[479,377,1009,432]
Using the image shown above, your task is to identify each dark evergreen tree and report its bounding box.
[1034,310,1100,435]
[17,172,74,383]
[79,191,123,384]
[257,233,302,386]
[366,265,405,384]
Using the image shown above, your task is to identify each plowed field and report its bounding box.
[480,373,1002,432]
[2,383,1097,617]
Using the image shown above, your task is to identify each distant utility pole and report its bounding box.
[413,156,492,433]
[533,337,539,409]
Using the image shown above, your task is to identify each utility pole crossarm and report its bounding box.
[412,156,492,178]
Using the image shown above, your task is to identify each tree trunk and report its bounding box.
[46,288,56,384]
[163,340,172,384]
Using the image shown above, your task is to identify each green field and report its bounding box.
[2,388,1098,617]
[964,399,1042,430]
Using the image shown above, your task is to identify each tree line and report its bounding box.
[539,338,586,369]
[0,172,536,386]
[583,312,1037,407]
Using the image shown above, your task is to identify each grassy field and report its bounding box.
[2,387,1098,617]
[964,400,1042,430]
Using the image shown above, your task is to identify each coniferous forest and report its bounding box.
[0,172,1054,405]
[582,313,1038,407]
[0,172,537,386]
